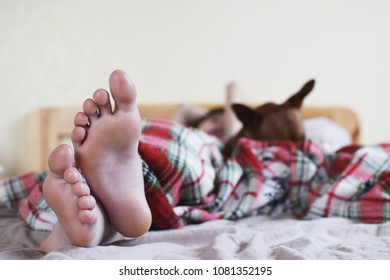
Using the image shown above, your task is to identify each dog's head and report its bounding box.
[223,79,315,157]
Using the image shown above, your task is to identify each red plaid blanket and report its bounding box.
[1,119,390,231]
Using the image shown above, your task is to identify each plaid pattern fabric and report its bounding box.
[139,119,224,229]
[289,143,390,223]
[0,171,56,230]
[2,119,390,231]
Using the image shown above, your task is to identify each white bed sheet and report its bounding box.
[1,207,389,260]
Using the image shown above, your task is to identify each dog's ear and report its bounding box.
[231,104,261,126]
[285,79,315,108]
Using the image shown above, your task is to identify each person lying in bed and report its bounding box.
[33,69,342,252]
[40,70,248,252]
[40,69,307,252]
[2,70,388,254]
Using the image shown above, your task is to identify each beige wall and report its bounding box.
[1,0,390,177]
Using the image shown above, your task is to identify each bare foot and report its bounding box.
[71,70,152,238]
[39,144,107,252]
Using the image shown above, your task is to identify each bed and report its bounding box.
[2,103,390,260]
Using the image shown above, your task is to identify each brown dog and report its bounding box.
[222,79,315,157]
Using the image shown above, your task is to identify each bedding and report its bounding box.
[2,103,390,260]
[2,211,390,260]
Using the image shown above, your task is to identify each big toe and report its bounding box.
[48,144,73,177]
[109,69,137,112]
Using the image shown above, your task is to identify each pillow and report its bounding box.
[304,117,352,152]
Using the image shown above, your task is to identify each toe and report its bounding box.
[74,112,89,127]
[79,210,97,225]
[93,89,112,116]
[64,167,81,185]
[48,145,73,178]
[71,181,90,196]
[109,69,137,113]
[77,195,96,210]
[71,126,86,148]
[83,98,99,122]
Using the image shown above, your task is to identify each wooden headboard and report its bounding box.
[25,104,360,172]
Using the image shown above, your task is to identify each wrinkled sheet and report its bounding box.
[1,208,390,260]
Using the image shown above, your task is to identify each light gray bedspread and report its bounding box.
[1,207,390,260]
